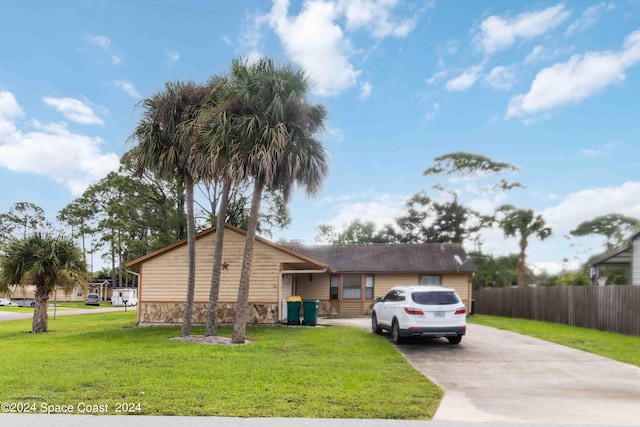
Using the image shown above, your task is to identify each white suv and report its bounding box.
[371,285,466,345]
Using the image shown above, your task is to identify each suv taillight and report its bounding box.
[404,307,424,315]
[455,308,466,315]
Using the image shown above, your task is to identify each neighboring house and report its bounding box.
[590,230,640,285]
[8,284,86,303]
[125,223,477,325]
[5,280,114,303]
[89,280,112,301]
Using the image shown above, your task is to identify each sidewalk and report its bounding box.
[0,414,585,427]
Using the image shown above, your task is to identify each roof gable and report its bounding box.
[125,223,326,269]
[285,243,477,273]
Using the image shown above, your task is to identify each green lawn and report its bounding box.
[0,302,106,313]
[469,315,640,367]
[0,312,442,418]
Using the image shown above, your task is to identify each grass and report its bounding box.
[49,301,107,309]
[469,315,640,367]
[0,313,442,418]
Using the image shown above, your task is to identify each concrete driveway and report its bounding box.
[318,317,640,425]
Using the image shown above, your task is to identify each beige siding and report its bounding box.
[295,272,473,316]
[441,273,473,308]
[295,274,329,300]
[375,273,472,307]
[374,274,422,296]
[140,229,309,303]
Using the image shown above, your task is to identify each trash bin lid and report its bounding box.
[286,295,302,302]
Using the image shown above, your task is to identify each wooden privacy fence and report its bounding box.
[473,285,640,337]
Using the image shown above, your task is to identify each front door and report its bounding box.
[281,275,293,322]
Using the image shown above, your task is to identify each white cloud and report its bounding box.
[524,45,570,66]
[0,93,120,195]
[525,181,640,274]
[445,64,483,91]
[425,102,440,121]
[506,30,640,120]
[425,70,447,85]
[476,4,570,54]
[222,36,233,46]
[166,50,180,65]
[110,54,123,66]
[245,50,263,66]
[264,0,417,97]
[338,0,417,39]
[578,142,620,158]
[0,91,25,135]
[542,181,640,238]
[43,97,104,125]
[358,81,372,99]
[84,34,112,50]
[322,126,345,143]
[114,80,141,99]
[268,0,360,97]
[524,45,546,65]
[322,192,406,230]
[484,65,516,90]
[566,2,615,35]
[84,34,123,65]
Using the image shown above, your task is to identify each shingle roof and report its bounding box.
[285,243,477,273]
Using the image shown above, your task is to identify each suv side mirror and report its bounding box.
[374,297,382,303]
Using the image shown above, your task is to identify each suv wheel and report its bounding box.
[371,312,383,335]
[391,319,404,345]
[447,335,462,345]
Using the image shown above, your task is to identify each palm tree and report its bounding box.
[220,58,329,343]
[497,205,552,288]
[129,81,212,337]
[0,234,87,332]
[189,75,241,337]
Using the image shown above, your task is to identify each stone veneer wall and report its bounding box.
[140,302,279,324]
[319,300,337,316]
[318,300,374,316]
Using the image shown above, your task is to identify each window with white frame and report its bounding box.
[419,275,441,286]
[365,275,374,299]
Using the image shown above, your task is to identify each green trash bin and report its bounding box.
[286,296,302,325]
[302,299,320,326]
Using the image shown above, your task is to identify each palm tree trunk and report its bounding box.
[32,286,49,333]
[232,177,264,343]
[518,239,527,288]
[181,173,197,337]
[205,176,231,337]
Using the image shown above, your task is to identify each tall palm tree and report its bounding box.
[189,75,241,337]
[0,233,87,332]
[220,58,329,343]
[497,205,552,288]
[129,81,212,337]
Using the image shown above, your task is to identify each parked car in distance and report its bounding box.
[85,293,101,306]
[371,285,466,345]
[0,298,15,306]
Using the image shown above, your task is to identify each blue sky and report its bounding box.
[1,0,639,275]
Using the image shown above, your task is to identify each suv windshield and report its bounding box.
[411,291,460,305]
